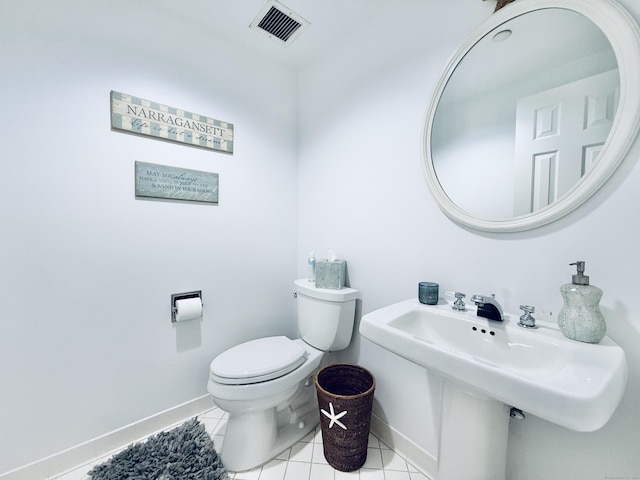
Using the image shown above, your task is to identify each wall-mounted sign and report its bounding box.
[111,91,233,154]
[135,161,219,204]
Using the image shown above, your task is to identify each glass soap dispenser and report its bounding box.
[557,261,606,343]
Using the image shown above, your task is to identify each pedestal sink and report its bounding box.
[360,298,627,480]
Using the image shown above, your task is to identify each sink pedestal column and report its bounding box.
[438,382,510,480]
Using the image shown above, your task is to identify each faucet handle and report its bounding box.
[518,305,537,329]
[452,292,466,311]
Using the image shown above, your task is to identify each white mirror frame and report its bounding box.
[423,0,640,232]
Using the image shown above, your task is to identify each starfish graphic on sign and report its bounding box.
[321,402,347,430]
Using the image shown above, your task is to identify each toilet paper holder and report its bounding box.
[171,290,202,323]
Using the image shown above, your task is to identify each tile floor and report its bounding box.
[53,407,430,480]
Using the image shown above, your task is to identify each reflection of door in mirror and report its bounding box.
[513,69,619,215]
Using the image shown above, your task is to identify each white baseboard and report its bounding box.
[0,395,215,480]
[2,397,434,480]
[370,413,437,480]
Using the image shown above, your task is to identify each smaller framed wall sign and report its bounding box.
[135,161,219,204]
[111,91,234,154]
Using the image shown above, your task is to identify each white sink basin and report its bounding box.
[360,298,627,432]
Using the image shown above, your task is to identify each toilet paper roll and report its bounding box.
[174,297,203,322]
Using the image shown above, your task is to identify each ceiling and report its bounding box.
[152,0,497,70]
[6,0,521,74]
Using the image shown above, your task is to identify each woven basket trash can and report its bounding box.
[315,363,376,472]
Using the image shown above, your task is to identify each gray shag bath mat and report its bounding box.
[88,417,229,480]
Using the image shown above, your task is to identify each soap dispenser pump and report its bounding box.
[557,261,606,343]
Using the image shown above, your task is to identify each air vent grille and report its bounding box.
[250,0,309,46]
[258,6,301,42]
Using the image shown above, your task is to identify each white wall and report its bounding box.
[0,1,298,474]
[297,1,640,479]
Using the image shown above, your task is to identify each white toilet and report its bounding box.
[207,278,358,472]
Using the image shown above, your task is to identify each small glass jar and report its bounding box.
[418,282,439,305]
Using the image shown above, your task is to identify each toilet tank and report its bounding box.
[294,279,359,351]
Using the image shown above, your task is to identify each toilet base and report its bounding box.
[219,379,320,472]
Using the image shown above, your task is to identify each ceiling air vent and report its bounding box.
[250,0,309,46]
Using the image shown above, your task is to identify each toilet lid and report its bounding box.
[210,336,308,385]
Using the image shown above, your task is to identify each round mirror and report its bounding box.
[423,0,640,232]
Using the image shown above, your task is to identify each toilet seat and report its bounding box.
[210,336,308,385]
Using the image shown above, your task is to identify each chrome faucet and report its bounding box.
[471,294,504,321]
